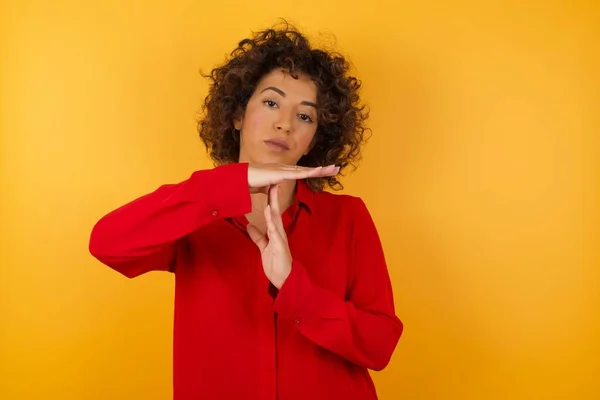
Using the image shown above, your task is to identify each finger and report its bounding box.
[284,163,338,172]
[264,205,286,250]
[315,164,340,176]
[279,164,324,174]
[269,185,280,214]
[281,168,322,181]
[268,186,286,237]
[280,164,315,171]
[247,223,268,252]
[262,165,340,188]
[284,165,339,180]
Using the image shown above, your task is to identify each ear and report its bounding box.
[233,108,244,131]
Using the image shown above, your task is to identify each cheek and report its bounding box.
[243,104,270,136]
[296,128,317,151]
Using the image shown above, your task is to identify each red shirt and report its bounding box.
[89,162,403,400]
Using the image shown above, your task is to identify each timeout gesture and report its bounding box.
[246,163,339,289]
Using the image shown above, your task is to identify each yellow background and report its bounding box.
[1,1,598,399]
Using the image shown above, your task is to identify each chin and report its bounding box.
[240,146,301,165]
[255,153,299,165]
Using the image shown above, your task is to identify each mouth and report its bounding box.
[264,138,290,152]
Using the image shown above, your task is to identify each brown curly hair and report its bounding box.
[197,21,370,191]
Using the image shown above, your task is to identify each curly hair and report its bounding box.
[197,21,370,191]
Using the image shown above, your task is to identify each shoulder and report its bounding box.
[311,190,383,246]
[313,190,373,221]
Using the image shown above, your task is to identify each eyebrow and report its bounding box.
[261,86,317,109]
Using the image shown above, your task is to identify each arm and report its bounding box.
[88,162,251,278]
[272,197,403,371]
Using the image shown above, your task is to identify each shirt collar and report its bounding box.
[295,179,315,214]
[229,179,315,232]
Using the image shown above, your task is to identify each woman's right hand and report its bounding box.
[248,164,340,194]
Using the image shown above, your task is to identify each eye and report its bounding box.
[298,113,314,123]
[263,100,278,108]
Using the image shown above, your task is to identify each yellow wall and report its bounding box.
[1,1,598,399]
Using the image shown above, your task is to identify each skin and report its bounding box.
[233,69,339,288]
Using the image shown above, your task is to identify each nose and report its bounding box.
[275,122,291,133]
[274,113,293,133]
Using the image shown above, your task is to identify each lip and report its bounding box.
[264,138,290,152]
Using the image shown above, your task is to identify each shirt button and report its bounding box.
[293,319,301,325]
[211,210,218,217]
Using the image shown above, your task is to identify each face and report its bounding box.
[234,69,319,165]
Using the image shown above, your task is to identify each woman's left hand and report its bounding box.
[247,185,292,289]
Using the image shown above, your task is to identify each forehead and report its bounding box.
[255,69,317,101]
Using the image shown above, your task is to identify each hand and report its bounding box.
[248,163,339,194]
[246,185,292,289]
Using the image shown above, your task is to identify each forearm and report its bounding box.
[273,260,403,371]
[89,163,251,277]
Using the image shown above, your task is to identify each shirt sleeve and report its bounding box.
[272,197,403,371]
[88,162,252,278]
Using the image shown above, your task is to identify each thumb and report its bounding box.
[247,223,268,252]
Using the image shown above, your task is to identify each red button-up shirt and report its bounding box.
[89,162,403,400]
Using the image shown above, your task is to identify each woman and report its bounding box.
[89,22,403,400]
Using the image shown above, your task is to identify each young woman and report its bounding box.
[89,22,403,400]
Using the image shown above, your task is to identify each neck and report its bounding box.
[250,179,297,214]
